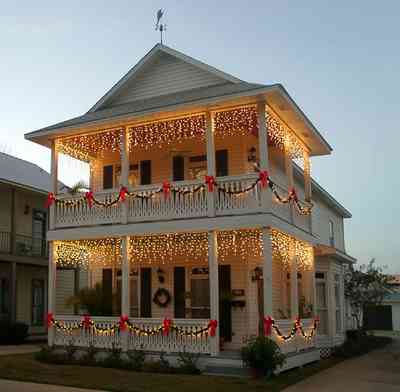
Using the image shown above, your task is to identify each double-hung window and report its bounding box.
[315,272,328,334]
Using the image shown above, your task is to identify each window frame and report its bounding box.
[31,279,45,327]
[315,271,328,335]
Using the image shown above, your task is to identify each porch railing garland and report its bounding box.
[264,316,319,342]
[46,313,217,338]
[46,171,312,216]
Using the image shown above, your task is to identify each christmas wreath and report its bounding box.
[153,288,171,308]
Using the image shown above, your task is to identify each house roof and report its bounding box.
[0,152,58,194]
[25,44,332,157]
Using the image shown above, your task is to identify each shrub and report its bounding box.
[241,336,285,377]
[102,343,123,368]
[127,349,145,371]
[0,320,29,345]
[81,342,98,365]
[177,351,201,375]
[65,340,77,361]
[143,352,172,374]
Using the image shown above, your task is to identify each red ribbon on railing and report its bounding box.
[119,186,128,202]
[208,320,218,337]
[205,176,216,192]
[295,316,301,330]
[258,170,269,188]
[289,188,298,203]
[162,318,172,336]
[46,312,54,328]
[82,314,92,329]
[119,314,129,331]
[162,181,171,199]
[263,316,273,336]
[45,193,56,208]
[85,191,94,208]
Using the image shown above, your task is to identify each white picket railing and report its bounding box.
[128,180,207,223]
[215,174,261,215]
[53,316,211,354]
[53,175,309,229]
[272,318,316,355]
[55,190,122,228]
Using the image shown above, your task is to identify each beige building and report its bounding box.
[0,152,51,337]
[25,44,355,370]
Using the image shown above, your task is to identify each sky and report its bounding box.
[0,1,399,272]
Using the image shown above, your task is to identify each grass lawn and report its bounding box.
[0,353,342,392]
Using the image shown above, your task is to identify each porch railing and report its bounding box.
[272,318,316,354]
[0,231,47,258]
[53,174,311,230]
[53,316,211,354]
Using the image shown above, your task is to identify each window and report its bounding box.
[115,164,139,187]
[0,278,10,316]
[335,274,342,334]
[32,210,47,257]
[189,155,207,180]
[329,220,335,247]
[191,268,210,319]
[315,272,328,334]
[32,279,45,326]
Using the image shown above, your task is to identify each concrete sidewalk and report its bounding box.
[0,379,104,392]
[284,339,400,391]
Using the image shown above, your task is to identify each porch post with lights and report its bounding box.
[257,102,271,211]
[206,112,216,217]
[49,139,58,230]
[121,236,130,351]
[290,252,299,319]
[48,241,57,347]
[120,127,130,224]
[284,139,295,223]
[262,227,274,318]
[208,231,219,356]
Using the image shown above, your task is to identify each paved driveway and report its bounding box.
[0,345,40,356]
[285,338,400,391]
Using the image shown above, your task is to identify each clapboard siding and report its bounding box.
[56,270,75,315]
[106,52,227,107]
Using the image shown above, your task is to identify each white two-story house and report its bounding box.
[25,44,355,369]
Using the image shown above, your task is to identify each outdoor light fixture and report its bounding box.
[251,266,263,281]
[248,147,257,162]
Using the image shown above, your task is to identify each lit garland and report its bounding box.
[271,317,319,342]
[47,314,216,338]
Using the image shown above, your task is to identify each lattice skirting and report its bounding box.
[319,347,332,359]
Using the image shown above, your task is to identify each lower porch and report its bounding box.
[49,228,320,368]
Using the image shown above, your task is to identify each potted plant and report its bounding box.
[241,336,285,378]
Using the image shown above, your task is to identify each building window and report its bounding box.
[315,272,328,335]
[32,279,45,326]
[329,220,335,247]
[0,278,10,316]
[32,210,47,257]
[335,274,342,334]
[191,268,210,319]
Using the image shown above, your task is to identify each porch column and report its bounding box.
[290,252,299,319]
[49,140,58,230]
[208,231,219,356]
[206,112,216,217]
[10,262,17,323]
[48,241,57,346]
[121,236,130,352]
[284,139,294,223]
[261,227,273,318]
[257,102,271,211]
[120,127,129,224]
[303,150,312,202]
[310,251,317,318]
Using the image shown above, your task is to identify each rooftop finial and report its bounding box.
[155,9,166,44]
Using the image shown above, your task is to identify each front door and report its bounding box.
[219,265,232,342]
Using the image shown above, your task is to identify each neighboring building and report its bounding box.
[25,44,355,369]
[0,152,51,338]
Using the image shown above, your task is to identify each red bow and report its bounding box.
[289,188,298,202]
[46,312,54,328]
[162,181,171,199]
[263,316,273,336]
[45,192,56,208]
[295,316,301,330]
[258,170,269,188]
[250,125,259,137]
[82,314,92,329]
[85,191,94,208]
[163,318,172,336]
[205,176,216,192]
[119,314,129,331]
[208,320,218,337]
[119,186,128,202]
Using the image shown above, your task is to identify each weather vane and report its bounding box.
[155,9,166,44]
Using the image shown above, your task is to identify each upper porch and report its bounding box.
[39,102,325,236]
